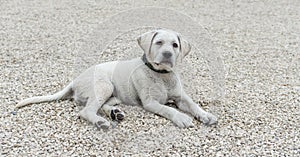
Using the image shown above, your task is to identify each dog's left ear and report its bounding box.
[137,30,158,54]
[177,34,191,59]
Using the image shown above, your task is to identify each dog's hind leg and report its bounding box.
[102,97,125,122]
[79,99,110,129]
[79,80,114,129]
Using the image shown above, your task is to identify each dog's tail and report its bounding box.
[16,82,73,108]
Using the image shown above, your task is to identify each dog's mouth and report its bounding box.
[154,60,173,68]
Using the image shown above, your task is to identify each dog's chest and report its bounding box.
[154,76,177,91]
[144,71,179,101]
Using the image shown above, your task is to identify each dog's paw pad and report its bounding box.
[110,109,125,122]
[95,121,110,130]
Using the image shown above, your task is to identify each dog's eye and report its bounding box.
[173,43,178,48]
[156,41,163,45]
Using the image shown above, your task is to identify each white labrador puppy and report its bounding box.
[16,29,217,129]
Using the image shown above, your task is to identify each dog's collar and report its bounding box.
[142,54,170,74]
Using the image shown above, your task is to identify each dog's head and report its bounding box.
[137,29,191,72]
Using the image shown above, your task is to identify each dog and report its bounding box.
[16,29,218,129]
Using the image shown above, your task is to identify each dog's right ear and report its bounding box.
[137,30,158,54]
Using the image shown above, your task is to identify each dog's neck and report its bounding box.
[141,54,170,74]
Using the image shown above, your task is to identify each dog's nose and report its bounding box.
[163,52,172,58]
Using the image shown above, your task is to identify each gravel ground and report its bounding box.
[1,0,299,156]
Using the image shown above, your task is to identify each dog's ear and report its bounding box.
[137,30,158,54]
[177,34,191,59]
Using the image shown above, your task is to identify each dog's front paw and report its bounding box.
[172,112,194,128]
[196,112,218,126]
[110,108,125,122]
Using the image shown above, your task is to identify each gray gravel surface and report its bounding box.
[1,0,299,156]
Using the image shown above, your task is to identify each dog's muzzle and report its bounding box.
[157,52,174,67]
